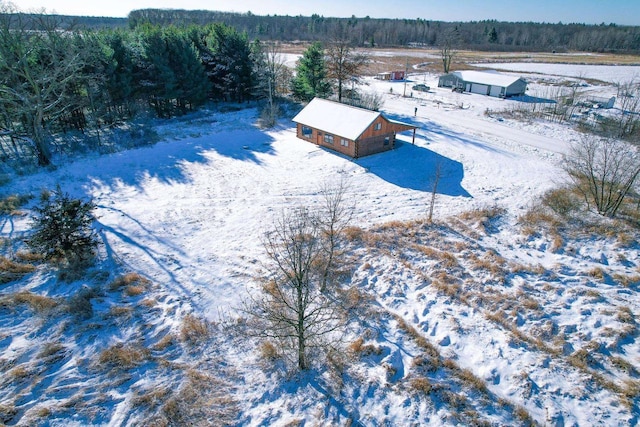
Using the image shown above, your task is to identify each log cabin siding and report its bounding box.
[357,134,394,157]
[296,123,357,157]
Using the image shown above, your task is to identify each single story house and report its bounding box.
[438,70,527,98]
[292,98,417,158]
[375,70,406,81]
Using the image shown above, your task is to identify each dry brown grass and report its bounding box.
[0,402,18,424]
[509,262,546,275]
[587,267,606,281]
[610,356,637,375]
[107,306,134,319]
[616,306,635,324]
[612,273,640,288]
[132,385,172,410]
[348,337,382,358]
[410,377,433,394]
[15,250,45,263]
[152,333,176,352]
[259,341,279,361]
[9,364,31,380]
[0,193,31,215]
[180,314,210,345]
[458,206,506,234]
[621,380,640,407]
[98,343,150,370]
[342,226,364,242]
[457,367,488,393]
[108,272,151,295]
[0,256,36,284]
[124,285,145,297]
[468,251,505,275]
[518,208,561,236]
[6,291,59,314]
[38,342,66,360]
[156,368,238,426]
[431,275,461,298]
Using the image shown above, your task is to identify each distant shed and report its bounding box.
[375,70,406,81]
[292,98,416,158]
[438,70,527,98]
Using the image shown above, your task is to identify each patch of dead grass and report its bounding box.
[0,256,36,284]
[180,314,210,345]
[98,343,151,370]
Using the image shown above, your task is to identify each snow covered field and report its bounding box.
[473,62,640,84]
[0,64,639,426]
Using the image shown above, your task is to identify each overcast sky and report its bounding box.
[11,0,640,25]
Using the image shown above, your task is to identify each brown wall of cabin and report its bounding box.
[356,134,395,157]
[359,117,395,140]
[296,117,405,158]
[296,123,356,157]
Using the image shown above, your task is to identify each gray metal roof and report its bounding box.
[452,70,524,87]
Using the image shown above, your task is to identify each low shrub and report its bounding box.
[542,187,581,216]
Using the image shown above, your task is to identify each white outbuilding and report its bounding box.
[438,70,527,98]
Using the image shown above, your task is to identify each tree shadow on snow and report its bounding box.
[82,126,277,194]
[510,94,556,104]
[355,141,471,197]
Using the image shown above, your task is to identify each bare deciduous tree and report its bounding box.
[564,135,640,217]
[0,7,86,166]
[252,40,289,127]
[317,176,355,291]
[439,28,459,74]
[250,207,344,371]
[325,39,368,103]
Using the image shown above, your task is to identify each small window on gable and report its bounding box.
[374,122,382,131]
[341,139,349,147]
[324,134,334,144]
[302,126,313,138]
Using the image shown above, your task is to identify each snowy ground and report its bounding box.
[473,62,640,84]
[0,64,639,426]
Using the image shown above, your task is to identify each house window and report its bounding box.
[384,137,390,146]
[374,123,382,131]
[341,139,349,147]
[302,126,312,138]
[324,134,334,144]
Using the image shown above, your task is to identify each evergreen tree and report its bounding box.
[206,23,253,102]
[27,186,98,264]
[139,26,177,117]
[102,30,137,120]
[488,27,498,43]
[164,27,210,112]
[291,42,331,102]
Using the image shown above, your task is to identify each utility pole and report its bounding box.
[403,57,408,97]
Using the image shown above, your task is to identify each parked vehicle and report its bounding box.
[412,84,430,92]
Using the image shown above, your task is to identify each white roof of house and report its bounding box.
[452,70,523,87]
[292,98,381,141]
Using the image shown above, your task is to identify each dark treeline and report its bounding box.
[4,13,127,30]
[8,9,640,53]
[127,9,640,53]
